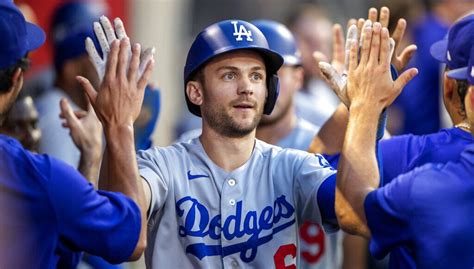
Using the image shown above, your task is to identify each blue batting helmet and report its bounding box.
[184,19,284,117]
[251,20,301,66]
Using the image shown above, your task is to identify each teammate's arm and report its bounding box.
[59,98,103,187]
[336,23,417,237]
[78,38,155,260]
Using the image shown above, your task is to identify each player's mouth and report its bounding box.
[233,102,255,111]
[233,103,255,111]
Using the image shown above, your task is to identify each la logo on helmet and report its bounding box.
[231,21,253,42]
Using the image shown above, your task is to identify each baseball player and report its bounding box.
[336,20,474,268]
[251,20,343,269]
[85,19,339,268]
[0,1,152,267]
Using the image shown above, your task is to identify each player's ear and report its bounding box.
[186,80,204,106]
[10,68,24,96]
[443,72,455,101]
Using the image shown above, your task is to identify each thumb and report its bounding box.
[319,62,344,95]
[398,45,417,69]
[76,76,98,106]
[394,67,418,93]
[60,98,80,128]
[313,51,329,65]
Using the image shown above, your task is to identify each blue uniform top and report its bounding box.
[0,135,141,268]
[325,127,473,184]
[364,143,474,269]
[380,127,473,183]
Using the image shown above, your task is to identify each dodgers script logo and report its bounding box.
[176,195,295,262]
[231,21,253,42]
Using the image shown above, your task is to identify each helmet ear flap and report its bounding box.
[264,74,279,115]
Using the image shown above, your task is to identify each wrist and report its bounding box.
[349,101,384,116]
[104,124,135,147]
[81,146,102,162]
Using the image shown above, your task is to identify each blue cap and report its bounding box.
[447,45,474,85]
[0,0,45,69]
[51,1,107,69]
[251,20,301,66]
[430,13,474,69]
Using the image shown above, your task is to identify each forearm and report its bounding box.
[336,104,381,237]
[102,125,147,259]
[98,150,110,190]
[308,103,349,154]
[78,148,102,188]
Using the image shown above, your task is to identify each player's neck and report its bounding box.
[256,111,297,145]
[200,125,256,172]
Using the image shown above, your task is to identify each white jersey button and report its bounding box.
[229,199,236,206]
[228,178,236,186]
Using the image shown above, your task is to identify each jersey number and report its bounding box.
[274,244,297,269]
[299,221,325,263]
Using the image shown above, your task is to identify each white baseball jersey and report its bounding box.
[278,119,343,269]
[138,138,337,268]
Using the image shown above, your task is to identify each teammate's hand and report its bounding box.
[367,7,417,72]
[78,38,155,132]
[60,98,102,186]
[317,23,358,107]
[60,98,102,157]
[86,16,155,82]
[346,23,418,111]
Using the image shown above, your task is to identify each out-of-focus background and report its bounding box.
[13,0,474,268]
[18,0,473,147]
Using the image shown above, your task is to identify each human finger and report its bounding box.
[369,23,382,65]
[128,43,141,82]
[391,19,406,54]
[76,76,98,105]
[137,58,155,91]
[332,24,345,66]
[94,21,109,55]
[114,17,128,40]
[100,16,117,43]
[380,27,391,68]
[360,22,373,66]
[117,38,131,78]
[368,7,377,23]
[105,40,120,82]
[379,7,390,28]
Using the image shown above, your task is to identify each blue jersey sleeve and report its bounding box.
[364,167,421,259]
[45,157,141,264]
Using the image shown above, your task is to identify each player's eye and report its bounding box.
[222,72,236,81]
[250,72,264,81]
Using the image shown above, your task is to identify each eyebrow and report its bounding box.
[216,66,265,72]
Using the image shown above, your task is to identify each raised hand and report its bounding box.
[317,23,358,107]
[60,98,102,154]
[60,98,102,186]
[78,38,155,132]
[346,22,418,111]
[367,7,417,72]
[86,16,155,82]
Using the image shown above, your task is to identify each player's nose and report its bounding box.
[237,76,254,96]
